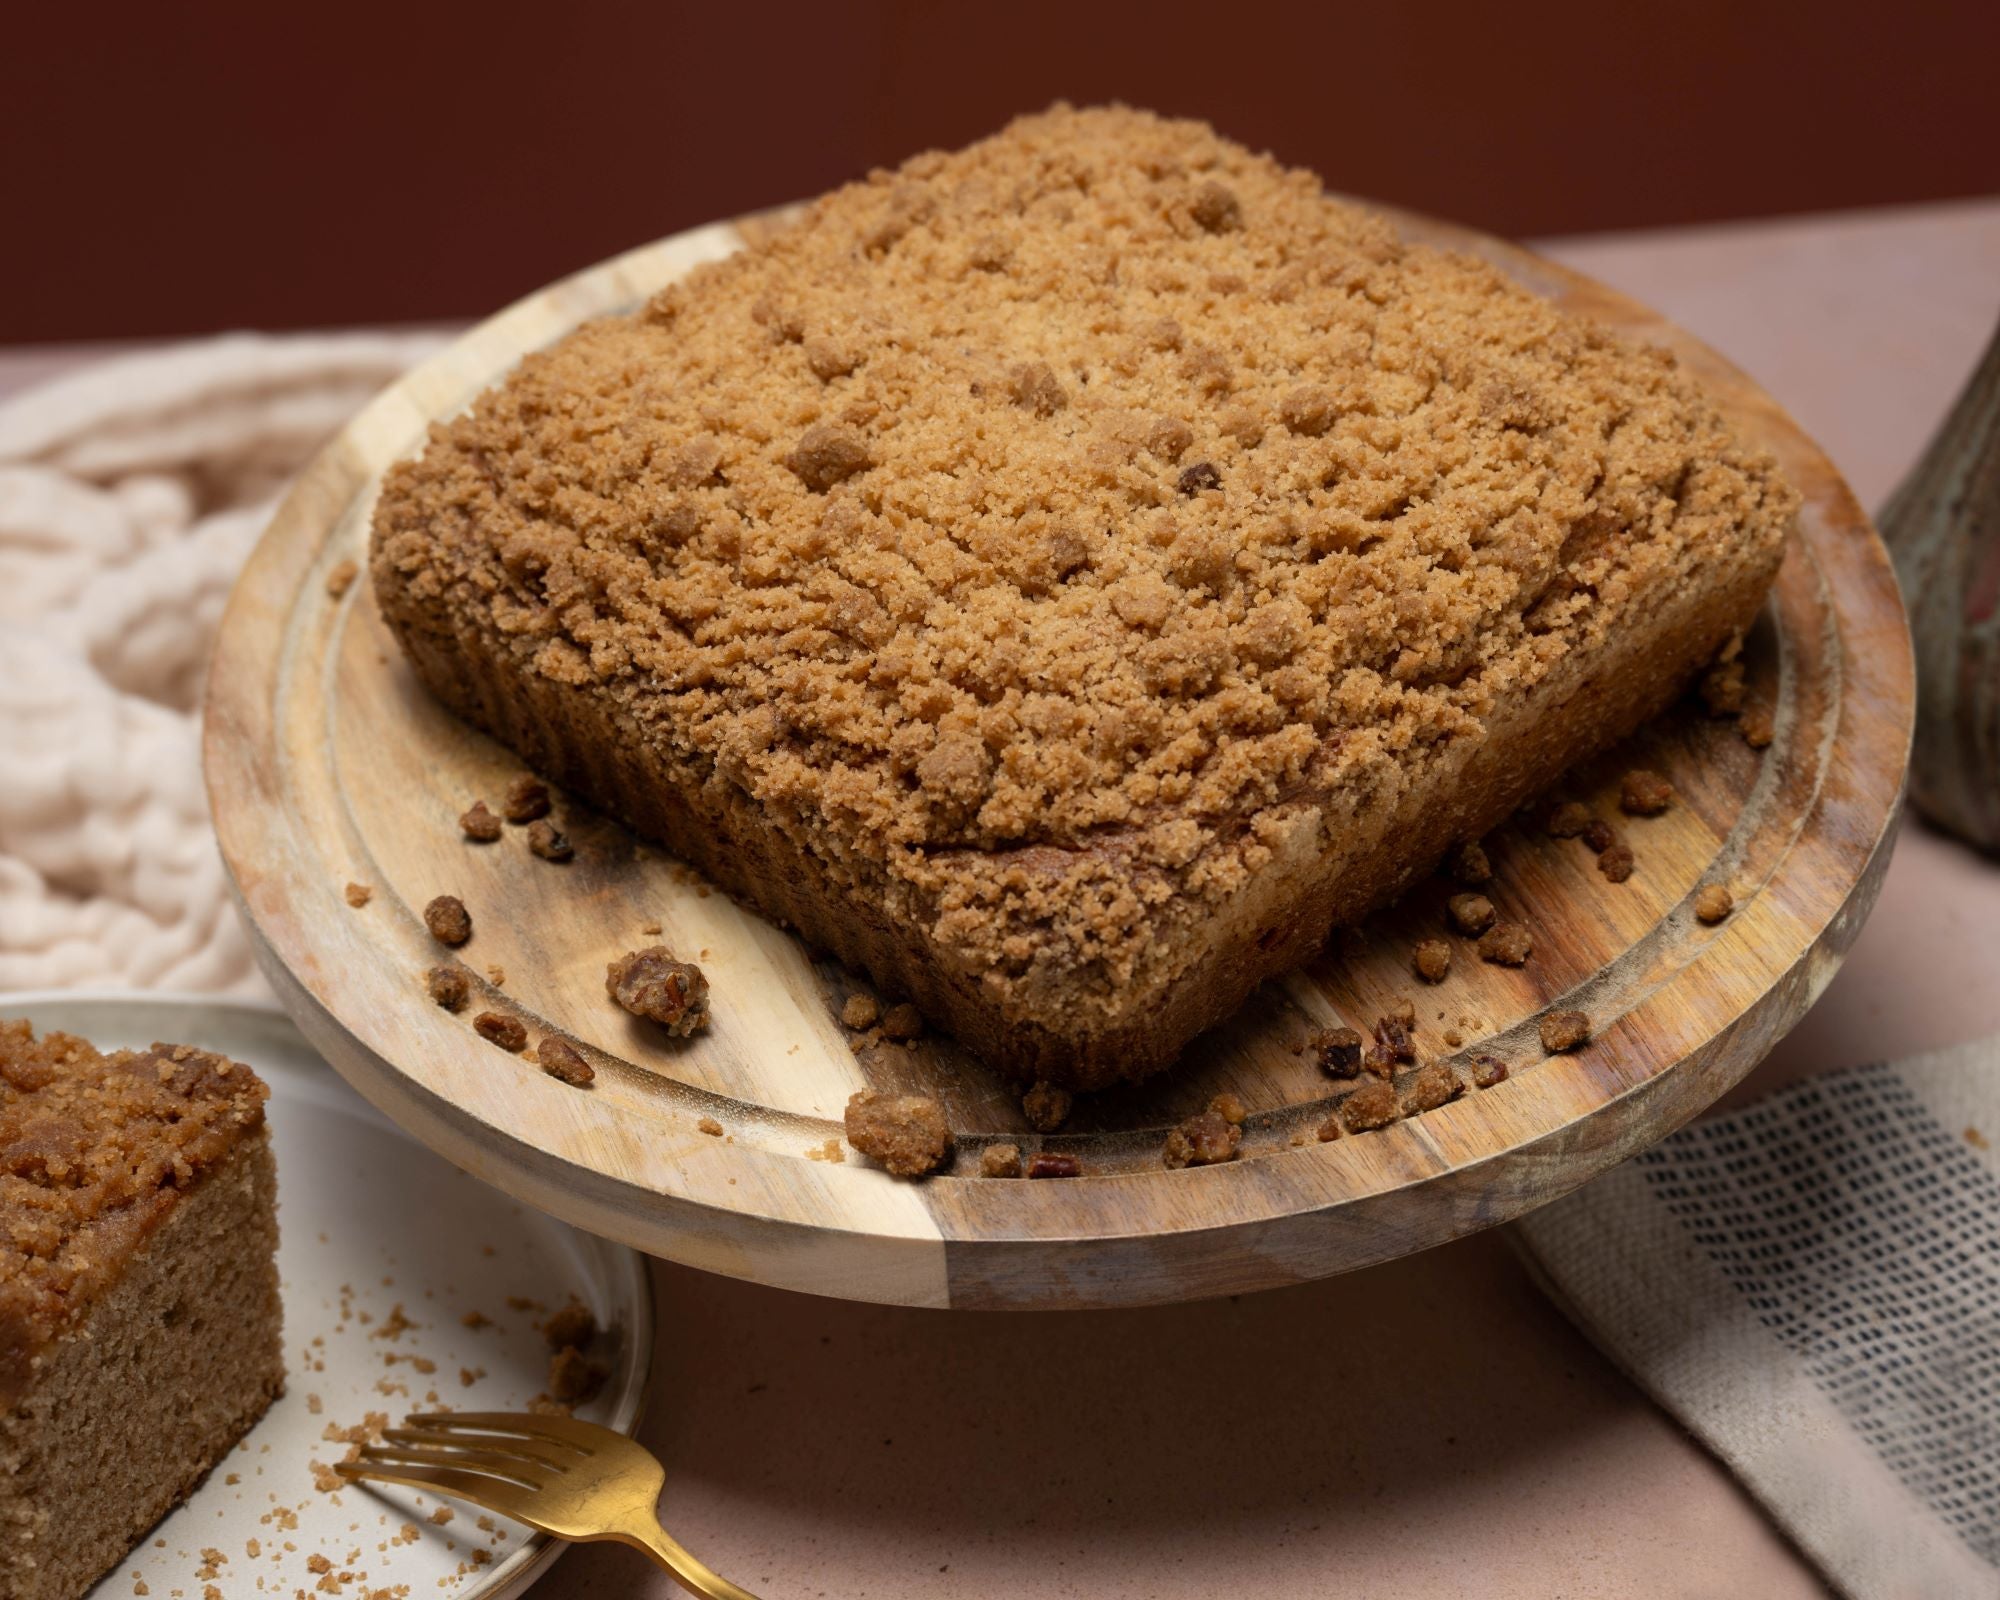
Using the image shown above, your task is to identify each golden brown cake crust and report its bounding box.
[371,104,1795,1086]
[0,1020,268,1406]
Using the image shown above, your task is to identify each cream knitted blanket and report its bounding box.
[0,333,440,993]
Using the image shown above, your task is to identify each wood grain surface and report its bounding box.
[203,204,1914,1310]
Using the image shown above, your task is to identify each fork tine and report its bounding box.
[381,1426,573,1472]
[333,1460,544,1527]
[405,1410,607,1452]
[354,1443,546,1487]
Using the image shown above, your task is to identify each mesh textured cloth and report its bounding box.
[0,332,439,993]
[1518,1039,2000,1600]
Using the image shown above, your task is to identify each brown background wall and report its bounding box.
[4,0,1995,343]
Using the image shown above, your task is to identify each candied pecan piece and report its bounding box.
[1598,843,1635,882]
[1469,1053,1509,1088]
[879,1002,925,1042]
[502,777,551,824]
[1208,1091,1248,1126]
[1023,1081,1073,1133]
[1449,840,1492,885]
[1311,1026,1365,1077]
[1338,1081,1400,1134]
[981,1143,1023,1179]
[1478,921,1533,966]
[1695,884,1735,924]
[426,964,470,1011]
[1163,1109,1242,1169]
[1541,1011,1591,1053]
[424,895,472,947]
[1447,893,1497,936]
[1582,819,1616,854]
[473,1012,526,1052]
[525,819,574,862]
[1620,769,1674,816]
[1413,938,1452,983]
[605,947,711,1035]
[1401,1063,1463,1115]
[1373,1014,1416,1066]
[1027,1152,1082,1179]
[459,801,503,842]
[844,1089,952,1178]
[1176,461,1222,495]
[1546,801,1593,839]
[536,1036,595,1087]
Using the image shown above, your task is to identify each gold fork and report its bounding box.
[335,1410,761,1599]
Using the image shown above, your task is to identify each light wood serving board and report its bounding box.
[204,204,1913,1310]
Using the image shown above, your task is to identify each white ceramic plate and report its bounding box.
[1,991,654,1600]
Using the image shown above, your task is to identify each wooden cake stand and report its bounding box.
[204,205,1913,1310]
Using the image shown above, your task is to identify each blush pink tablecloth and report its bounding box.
[4,197,1998,1598]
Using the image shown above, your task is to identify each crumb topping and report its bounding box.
[373,104,1794,1017]
[0,1020,267,1382]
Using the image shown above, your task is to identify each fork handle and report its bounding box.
[618,1519,764,1600]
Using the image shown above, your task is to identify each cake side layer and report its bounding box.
[384,530,1778,1088]
[0,1021,269,1408]
[0,1130,283,1600]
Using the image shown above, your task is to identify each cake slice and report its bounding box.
[370,105,1796,1089]
[0,1020,283,1600]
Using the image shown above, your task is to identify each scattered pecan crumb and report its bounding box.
[544,1299,596,1351]
[1700,656,1746,716]
[1695,884,1735,924]
[840,993,880,1030]
[1401,1063,1463,1115]
[424,894,472,946]
[472,1012,527,1052]
[1477,920,1533,966]
[1413,938,1452,983]
[1163,1109,1241,1168]
[326,558,359,598]
[486,963,506,986]
[1339,1080,1400,1134]
[1027,1152,1082,1178]
[458,801,502,842]
[1447,893,1497,935]
[1598,843,1636,882]
[1371,1014,1416,1070]
[1022,1080,1073,1132]
[1582,818,1616,853]
[1546,801,1593,839]
[1208,1091,1248,1126]
[980,1143,1023,1178]
[878,1002,925,1042]
[536,1036,594,1087]
[426,964,470,1011]
[1540,1010,1592,1053]
[844,1089,952,1178]
[1315,1114,1342,1141]
[525,819,574,862]
[1741,706,1775,748]
[606,947,710,1034]
[344,882,372,908]
[1448,840,1492,884]
[502,776,551,823]
[1443,1028,1465,1048]
[1620,769,1674,816]
[697,1115,724,1136]
[1470,1053,1509,1088]
[1311,1026,1365,1077]
[548,1345,607,1405]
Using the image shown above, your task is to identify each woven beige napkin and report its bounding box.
[1517,1039,2000,1600]
[0,332,439,993]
